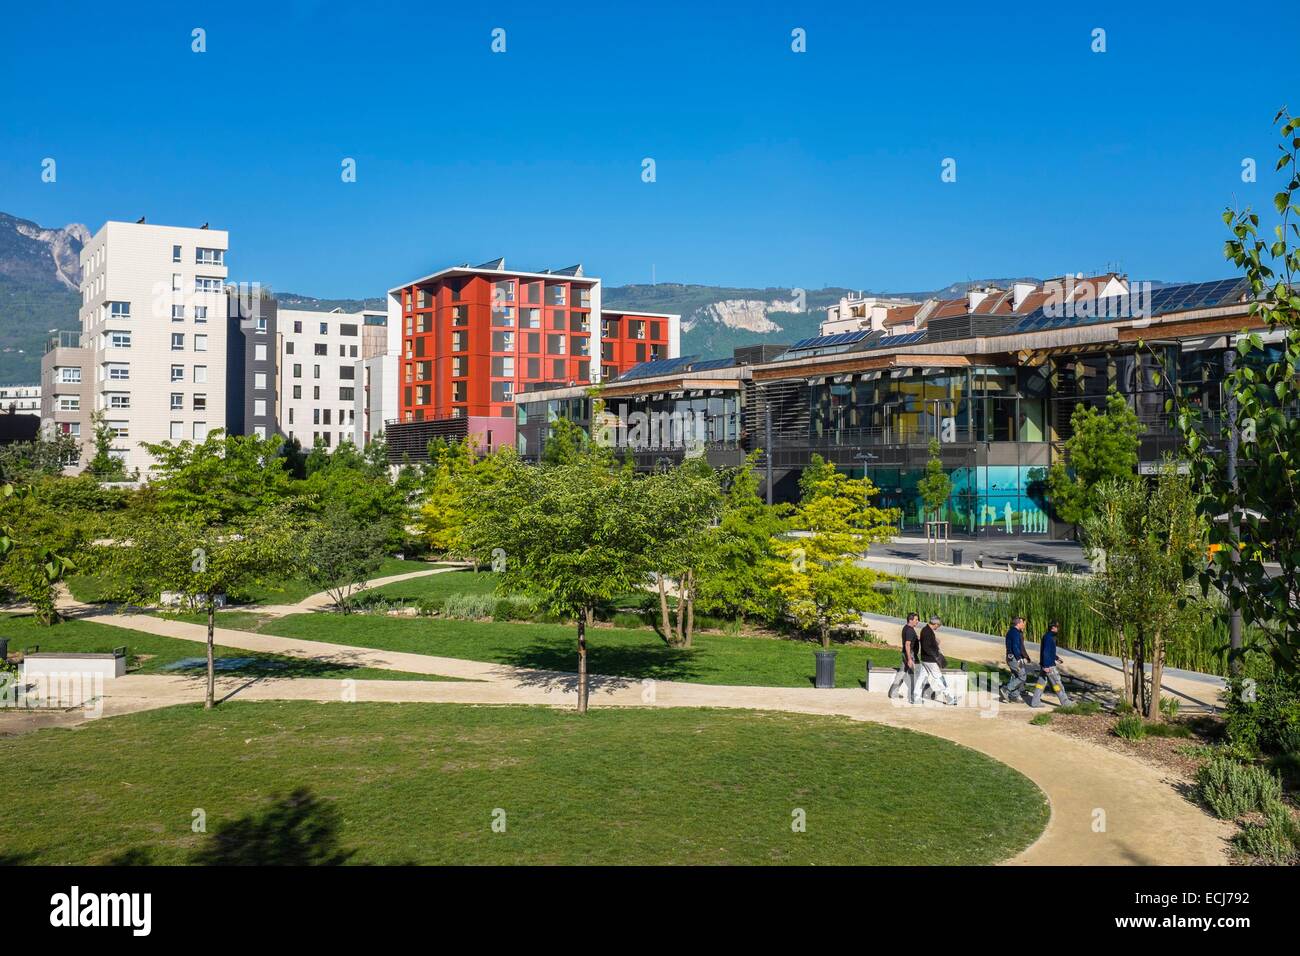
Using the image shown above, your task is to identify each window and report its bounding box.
[341,324,357,336]
[313,364,321,379]
[172,273,182,292]
[255,316,267,333]
[109,331,132,349]
[527,357,540,378]
[254,426,267,439]
[193,366,208,384]
[193,422,207,440]
[547,334,566,355]
[195,306,208,322]
[170,422,183,440]
[523,308,541,328]
[313,386,320,400]
[254,399,267,416]
[254,372,267,389]
[58,395,80,411]
[193,394,207,411]
[196,248,224,266]
[491,381,514,402]
[107,392,131,410]
[108,420,129,439]
[314,343,327,356]
[340,366,355,380]
[172,244,182,263]
[451,331,465,352]
[195,276,223,294]
[339,387,355,401]
[194,335,207,352]
[293,320,302,334]
[292,385,302,399]
[171,333,185,351]
[170,393,183,410]
[552,359,566,379]
[254,344,268,361]
[312,409,320,425]
[170,365,185,382]
[492,356,514,377]
[106,363,129,381]
[293,363,302,378]
[451,357,464,377]
[491,331,514,352]
[57,367,81,384]
[172,305,185,321]
[286,341,295,355]
[319,322,328,335]
[109,301,131,320]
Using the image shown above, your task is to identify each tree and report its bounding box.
[142,430,293,524]
[1082,468,1205,717]
[84,412,127,481]
[1046,388,1143,531]
[101,508,300,708]
[768,469,896,649]
[696,455,789,624]
[0,428,80,483]
[1181,108,1300,673]
[541,418,589,465]
[0,482,81,624]
[643,463,723,647]
[798,454,837,502]
[917,438,952,521]
[301,505,392,613]
[457,449,655,712]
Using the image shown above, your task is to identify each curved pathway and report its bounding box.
[253,562,467,618]
[44,603,1233,866]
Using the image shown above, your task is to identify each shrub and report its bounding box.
[492,596,537,622]
[1113,700,1135,716]
[1144,721,1192,739]
[1196,754,1283,820]
[416,597,445,616]
[1029,712,1053,726]
[441,593,496,621]
[1233,799,1300,865]
[1159,696,1181,719]
[1113,715,1147,740]
[1223,666,1300,756]
[611,612,646,630]
[1055,701,1101,716]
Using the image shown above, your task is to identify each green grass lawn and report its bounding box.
[66,557,447,608]
[221,612,990,688]
[369,569,500,602]
[0,701,1048,865]
[0,613,452,682]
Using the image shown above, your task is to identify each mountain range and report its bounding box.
[0,210,1156,385]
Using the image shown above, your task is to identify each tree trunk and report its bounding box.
[684,569,696,648]
[1147,629,1165,721]
[1117,627,1131,708]
[820,622,830,650]
[205,601,216,710]
[576,614,589,714]
[657,575,672,644]
[674,576,686,646]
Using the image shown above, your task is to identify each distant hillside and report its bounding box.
[273,292,386,313]
[0,212,87,385]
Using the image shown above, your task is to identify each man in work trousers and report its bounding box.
[888,613,921,700]
[1000,615,1030,703]
[912,616,958,706]
[1029,621,1072,708]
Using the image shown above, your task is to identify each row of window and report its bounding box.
[288,385,354,402]
[289,364,355,380]
[286,341,360,358]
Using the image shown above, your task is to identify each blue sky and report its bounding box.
[0,1,1291,297]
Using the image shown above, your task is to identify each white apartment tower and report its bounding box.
[277,308,385,450]
[78,221,230,473]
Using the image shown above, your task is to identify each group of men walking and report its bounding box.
[886,612,1072,708]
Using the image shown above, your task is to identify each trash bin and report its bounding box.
[813,650,837,689]
[952,548,964,566]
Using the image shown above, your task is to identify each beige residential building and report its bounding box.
[75,221,230,473]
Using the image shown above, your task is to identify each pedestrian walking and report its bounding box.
[888,613,921,699]
[1000,615,1030,703]
[912,616,958,706]
[1029,621,1073,708]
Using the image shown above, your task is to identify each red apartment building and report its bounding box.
[385,259,679,456]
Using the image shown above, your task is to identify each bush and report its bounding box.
[1224,667,1300,756]
[1234,799,1300,865]
[492,596,538,622]
[441,593,496,621]
[1144,721,1192,739]
[1029,712,1053,726]
[1113,715,1147,740]
[1113,700,1135,716]
[1196,754,1283,820]
[1055,701,1101,716]
[1159,696,1181,719]
[611,612,646,630]
[416,597,445,616]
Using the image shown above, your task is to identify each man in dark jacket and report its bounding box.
[912,616,958,706]
[1000,616,1030,703]
[1029,621,1072,708]
[888,613,920,700]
